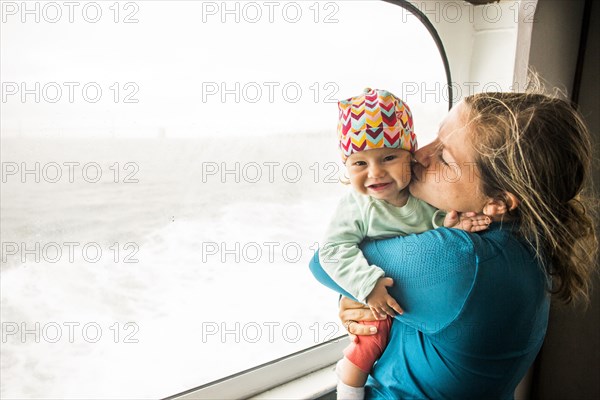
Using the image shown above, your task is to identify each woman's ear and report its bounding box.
[482,192,519,216]
[504,192,520,211]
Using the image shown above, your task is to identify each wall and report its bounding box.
[407,0,521,103]
[528,0,585,94]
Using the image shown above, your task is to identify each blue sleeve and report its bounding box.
[309,252,357,301]
[309,228,477,332]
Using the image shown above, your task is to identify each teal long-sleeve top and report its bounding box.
[309,223,550,399]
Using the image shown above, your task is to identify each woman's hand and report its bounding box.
[339,296,379,342]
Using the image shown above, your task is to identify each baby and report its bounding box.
[319,88,488,399]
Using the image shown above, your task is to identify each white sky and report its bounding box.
[1,0,448,142]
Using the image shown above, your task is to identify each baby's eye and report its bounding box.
[383,155,397,162]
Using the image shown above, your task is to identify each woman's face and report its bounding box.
[409,101,489,213]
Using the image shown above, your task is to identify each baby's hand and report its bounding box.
[366,277,403,320]
[444,211,491,232]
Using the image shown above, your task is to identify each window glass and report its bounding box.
[1,1,448,398]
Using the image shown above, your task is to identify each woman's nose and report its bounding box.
[414,144,434,168]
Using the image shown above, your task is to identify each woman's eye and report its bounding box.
[354,161,366,166]
[437,151,448,165]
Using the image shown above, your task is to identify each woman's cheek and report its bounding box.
[443,163,462,183]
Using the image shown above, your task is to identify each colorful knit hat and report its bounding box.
[338,88,417,162]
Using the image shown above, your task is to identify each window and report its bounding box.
[1,1,448,398]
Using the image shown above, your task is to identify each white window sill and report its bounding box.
[250,363,337,400]
[166,337,348,400]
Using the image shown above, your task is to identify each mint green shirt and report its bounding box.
[319,191,441,303]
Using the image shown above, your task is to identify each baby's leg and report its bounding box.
[335,358,366,399]
[336,356,369,386]
[335,317,393,399]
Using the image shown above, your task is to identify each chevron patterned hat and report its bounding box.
[338,88,417,162]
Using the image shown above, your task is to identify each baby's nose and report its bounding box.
[368,164,385,178]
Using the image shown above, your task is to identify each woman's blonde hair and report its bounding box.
[464,90,598,304]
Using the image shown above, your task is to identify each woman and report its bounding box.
[309,91,597,398]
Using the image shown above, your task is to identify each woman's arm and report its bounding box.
[310,227,478,333]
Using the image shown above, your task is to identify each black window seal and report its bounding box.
[382,0,454,110]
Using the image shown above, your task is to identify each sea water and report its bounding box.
[1,135,347,399]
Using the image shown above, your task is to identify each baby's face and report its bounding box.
[345,148,412,206]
